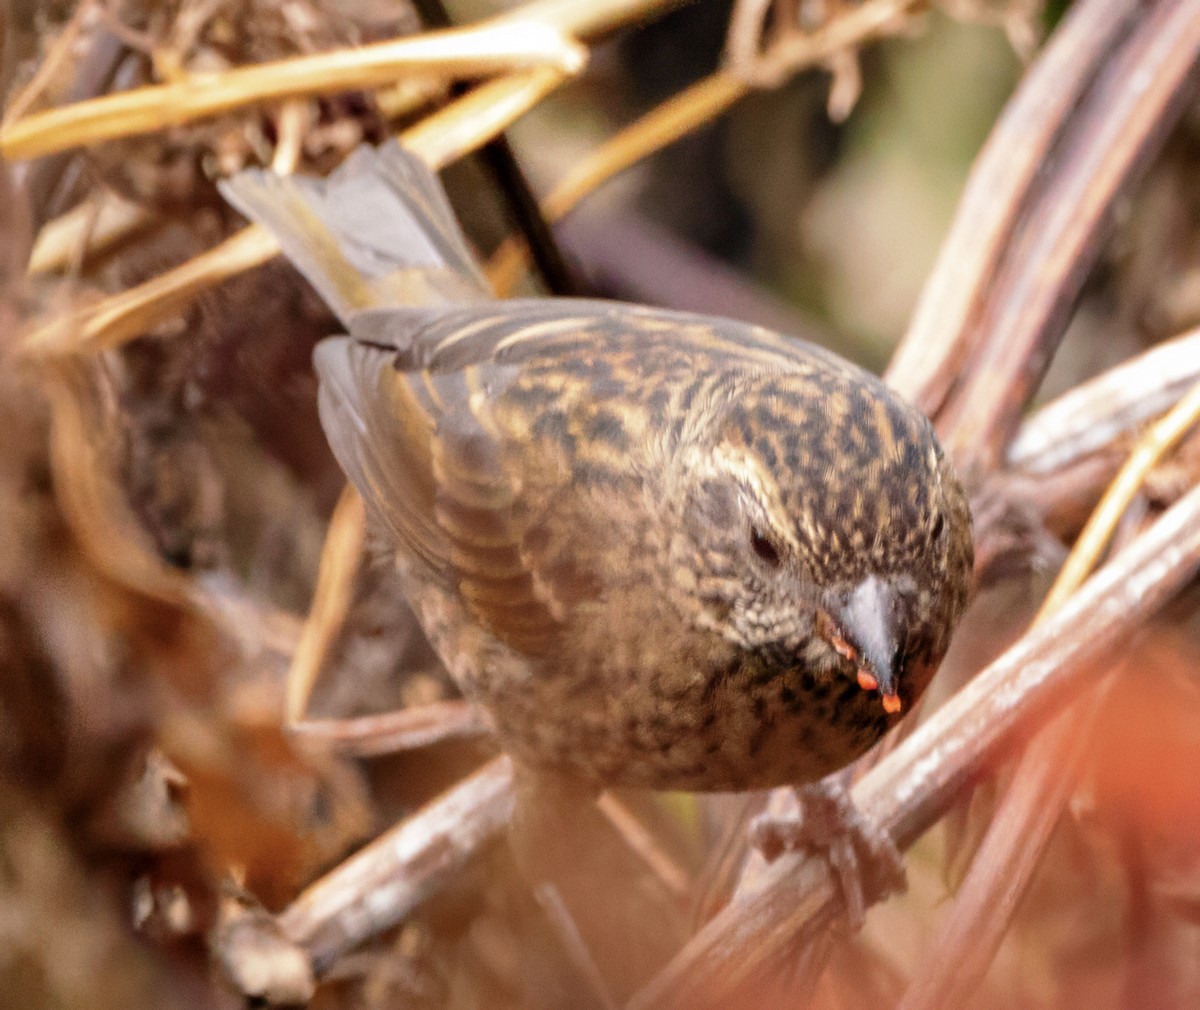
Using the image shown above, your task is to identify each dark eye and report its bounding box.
[930,512,945,544]
[750,526,782,567]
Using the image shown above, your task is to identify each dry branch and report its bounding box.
[938,0,1200,469]
[886,0,1140,416]
[899,372,1200,1009]
[1008,325,1200,473]
[278,755,515,969]
[0,24,585,161]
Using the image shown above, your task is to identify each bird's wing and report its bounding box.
[314,336,448,577]
[316,312,574,657]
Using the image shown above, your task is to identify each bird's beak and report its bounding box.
[829,575,904,714]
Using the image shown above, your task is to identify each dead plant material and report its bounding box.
[887,0,1143,416]
[6,0,1200,1007]
[19,65,574,361]
[214,881,316,1004]
[900,377,1200,1010]
[914,0,1200,469]
[279,755,515,969]
[0,21,585,161]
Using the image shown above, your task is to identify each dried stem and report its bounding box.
[27,191,155,276]
[19,66,571,359]
[596,794,692,901]
[486,73,747,294]
[2,0,99,125]
[899,374,1200,1009]
[939,0,1200,469]
[492,0,687,40]
[723,0,913,90]
[41,357,192,607]
[286,486,365,725]
[886,0,1139,417]
[291,701,489,756]
[0,23,586,161]
[24,223,283,357]
[1051,380,1200,598]
[1007,325,1200,474]
[401,66,570,173]
[896,684,1110,1008]
[278,755,515,969]
[4,0,685,164]
[487,0,934,293]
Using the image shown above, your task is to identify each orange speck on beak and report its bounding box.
[881,692,902,715]
[856,669,878,692]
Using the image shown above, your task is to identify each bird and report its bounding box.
[220,139,972,820]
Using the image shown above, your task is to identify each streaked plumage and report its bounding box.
[221,142,972,792]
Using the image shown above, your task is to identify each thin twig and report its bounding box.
[1051,382,1200,598]
[0,22,586,160]
[278,755,515,970]
[286,486,365,725]
[724,0,912,90]
[535,883,621,1010]
[291,701,490,755]
[26,190,155,276]
[596,794,692,901]
[2,0,99,125]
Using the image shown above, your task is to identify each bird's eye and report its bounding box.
[749,525,782,567]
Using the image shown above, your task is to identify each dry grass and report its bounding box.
[3,0,1200,1008]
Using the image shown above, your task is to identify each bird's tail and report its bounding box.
[218,141,491,324]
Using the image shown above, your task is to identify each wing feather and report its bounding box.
[314,338,447,579]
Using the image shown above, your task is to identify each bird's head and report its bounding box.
[667,368,972,717]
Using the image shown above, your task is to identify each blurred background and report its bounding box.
[3,0,1200,1008]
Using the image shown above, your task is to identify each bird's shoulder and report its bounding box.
[347,298,856,378]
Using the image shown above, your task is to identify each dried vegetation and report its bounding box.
[3,0,1200,1008]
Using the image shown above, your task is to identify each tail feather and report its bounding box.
[218,141,490,325]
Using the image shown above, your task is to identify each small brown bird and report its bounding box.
[221,142,972,797]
